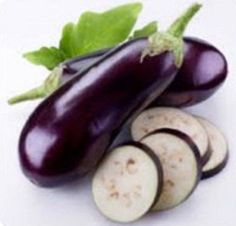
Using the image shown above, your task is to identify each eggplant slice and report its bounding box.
[131,107,210,165]
[196,117,229,179]
[92,142,163,223]
[141,129,201,211]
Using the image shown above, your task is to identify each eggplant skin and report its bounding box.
[62,48,108,84]
[61,37,228,107]
[19,38,177,187]
[202,150,229,180]
[154,37,228,107]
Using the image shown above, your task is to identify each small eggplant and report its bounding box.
[9,37,227,108]
[62,37,228,108]
[154,37,228,107]
[19,4,201,187]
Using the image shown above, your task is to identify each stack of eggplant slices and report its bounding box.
[14,2,229,224]
[93,108,229,222]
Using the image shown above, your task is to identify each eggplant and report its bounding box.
[62,37,228,107]
[20,39,175,187]
[57,37,229,108]
[8,37,228,107]
[154,37,228,107]
[19,4,201,187]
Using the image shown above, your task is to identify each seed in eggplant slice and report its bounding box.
[92,142,163,223]
[196,117,229,179]
[141,129,201,211]
[131,107,210,165]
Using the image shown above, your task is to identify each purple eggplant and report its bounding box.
[19,4,201,187]
[63,37,228,107]
[9,37,227,107]
[155,37,228,107]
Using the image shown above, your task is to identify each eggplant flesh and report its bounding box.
[196,117,229,179]
[131,107,209,165]
[92,142,163,223]
[140,129,201,211]
[60,37,227,107]
[19,38,177,187]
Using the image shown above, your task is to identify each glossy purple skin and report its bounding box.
[62,48,108,83]
[61,37,228,107]
[155,37,228,107]
[19,38,177,187]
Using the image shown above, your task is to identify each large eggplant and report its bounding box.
[20,39,176,187]
[19,4,201,187]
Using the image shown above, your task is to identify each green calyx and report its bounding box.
[141,32,184,67]
[142,3,202,68]
[8,67,62,105]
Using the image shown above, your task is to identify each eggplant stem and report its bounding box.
[8,86,46,105]
[168,3,202,38]
[8,67,62,105]
[142,3,202,68]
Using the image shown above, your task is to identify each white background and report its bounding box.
[0,0,236,226]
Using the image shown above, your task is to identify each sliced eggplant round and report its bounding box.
[141,129,201,211]
[92,142,163,223]
[196,117,229,179]
[131,107,210,165]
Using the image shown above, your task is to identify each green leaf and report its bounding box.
[59,3,143,57]
[59,23,75,59]
[132,21,158,39]
[23,47,66,70]
[23,3,142,70]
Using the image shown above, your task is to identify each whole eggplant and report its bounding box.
[9,20,227,107]
[61,37,227,107]
[20,39,176,187]
[19,4,200,187]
